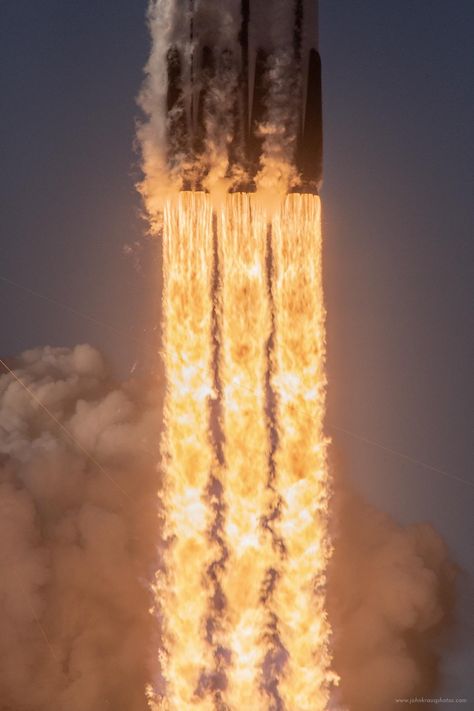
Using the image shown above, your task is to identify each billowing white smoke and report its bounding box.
[0,346,161,711]
[0,346,456,710]
[328,487,457,711]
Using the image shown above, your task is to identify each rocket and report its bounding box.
[166,0,322,194]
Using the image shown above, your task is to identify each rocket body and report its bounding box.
[166,0,322,194]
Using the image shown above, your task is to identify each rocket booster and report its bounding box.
[166,0,322,194]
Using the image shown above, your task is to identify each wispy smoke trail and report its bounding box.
[198,31,238,196]
[137,0,178,223]
[251,0,301,196]
[254,47,300,198]
[138,0,244,216]
[137,0,307,215]
[192,1,241,197]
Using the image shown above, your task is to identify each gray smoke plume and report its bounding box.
[0,346,161,711]
[0,346,457,710]
[327,485,457,711]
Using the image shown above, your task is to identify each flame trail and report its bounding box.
[148,191,336,708]
[148,192,216,710]
[270,193,334,710]
[217,193,274,709]
[139,2,335,707]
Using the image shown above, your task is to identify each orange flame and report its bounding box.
[148,191,336,710]
[217,193,274,708]
[149,192,216,710]
[271,194,336,709]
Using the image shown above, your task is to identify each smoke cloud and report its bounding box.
[0,346,161,711]
[0,347,457,710]
[327,485,457,711]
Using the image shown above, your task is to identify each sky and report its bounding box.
[1,0,473,703]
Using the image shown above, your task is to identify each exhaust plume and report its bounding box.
[0,347,457,710]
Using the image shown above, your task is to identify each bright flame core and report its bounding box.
[148,192,334,710]
[218,193,274,709]
[150,193,216,710]
[271,195,334,709]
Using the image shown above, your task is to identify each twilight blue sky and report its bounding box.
[1,0,473,702]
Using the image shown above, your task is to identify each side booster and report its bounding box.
[166,0,323,194]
